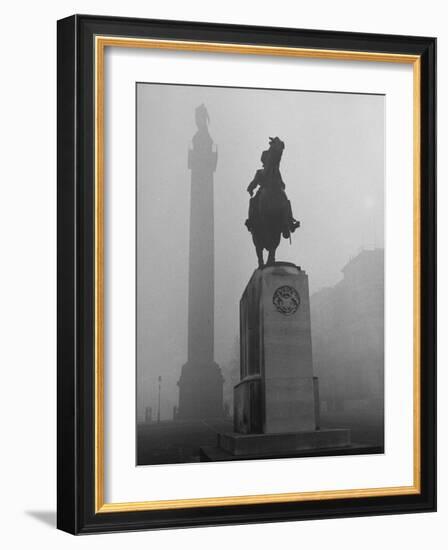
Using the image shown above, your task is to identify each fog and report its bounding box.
[136,83,384,422]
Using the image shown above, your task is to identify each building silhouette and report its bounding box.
[177,105,224,419]
[311,249,384,435]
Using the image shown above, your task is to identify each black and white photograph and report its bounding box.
[136,83,385,466]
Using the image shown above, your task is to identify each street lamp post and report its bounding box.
[157,375,162,423]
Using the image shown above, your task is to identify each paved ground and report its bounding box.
[137,414,383,466]
[137,419,233,465]
[320,411,384,448]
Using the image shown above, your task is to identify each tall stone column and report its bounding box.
[177,105,224,419]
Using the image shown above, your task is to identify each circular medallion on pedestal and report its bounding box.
[272,285,300,315]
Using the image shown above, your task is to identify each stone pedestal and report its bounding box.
[218,262,350,457]
[219,429,350,456]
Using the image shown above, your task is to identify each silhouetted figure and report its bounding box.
[245,137,300,267]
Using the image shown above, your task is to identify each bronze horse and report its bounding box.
[245,137,300,268]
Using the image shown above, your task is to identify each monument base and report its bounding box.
[218,428,350,456]
[177,361,224,420]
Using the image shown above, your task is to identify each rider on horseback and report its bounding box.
[245,137,300,240]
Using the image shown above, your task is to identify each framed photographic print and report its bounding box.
[57,14,436,534]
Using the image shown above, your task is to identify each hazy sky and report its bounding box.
[136,83,384,420]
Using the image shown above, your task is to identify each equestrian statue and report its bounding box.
[245,137,300,268]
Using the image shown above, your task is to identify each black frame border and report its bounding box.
[57,14,436,534]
